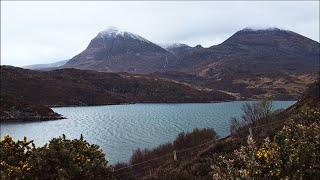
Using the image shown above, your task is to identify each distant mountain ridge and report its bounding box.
[23,60,68,70]
[170,28,319,76]
[62,27,319,76]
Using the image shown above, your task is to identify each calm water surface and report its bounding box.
[0,101,295,164]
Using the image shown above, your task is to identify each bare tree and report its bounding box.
[230,98,273,134]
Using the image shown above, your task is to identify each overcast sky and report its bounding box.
[1,1,319,66]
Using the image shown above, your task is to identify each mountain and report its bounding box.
[23,60,68,70]
[63,27,178,73]
[171,28,319,76]
[62,27,319,76]
[0,66,235,107]
[155,28,319,99]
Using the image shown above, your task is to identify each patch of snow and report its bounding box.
[241,27,291,33]
[98,27,151,43]
[160,43,190,49]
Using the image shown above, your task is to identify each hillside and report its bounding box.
[0,66,235,107]
[0,95,63,121]
[151,71,317,100]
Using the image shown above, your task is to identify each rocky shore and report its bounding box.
[0,95,63,121]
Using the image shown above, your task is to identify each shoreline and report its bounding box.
[49,99,297,108]
[0,115,65,123]
[1,100,297,123]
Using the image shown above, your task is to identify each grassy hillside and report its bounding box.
[0,66,235,107]
[152,71,317,100]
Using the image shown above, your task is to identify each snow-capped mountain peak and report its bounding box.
[97,27,151,43]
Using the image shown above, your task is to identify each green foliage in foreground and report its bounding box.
[212,107,320,179]
[0,134,114,180]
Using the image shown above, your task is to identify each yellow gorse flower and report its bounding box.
[256,148,270,159]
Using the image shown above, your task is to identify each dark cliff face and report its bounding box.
[64,28,178,73]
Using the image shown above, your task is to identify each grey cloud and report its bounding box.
[1,1,319,66]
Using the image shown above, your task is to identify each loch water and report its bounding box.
[0,101,295,164]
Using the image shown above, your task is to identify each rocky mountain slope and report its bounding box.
[63,27,178,73]
[0,66,234,107]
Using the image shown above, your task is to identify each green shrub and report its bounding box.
[0,134,114,180]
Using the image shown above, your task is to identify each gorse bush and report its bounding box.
[212,106,320,179]
[0,134,114,180]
